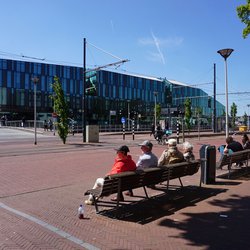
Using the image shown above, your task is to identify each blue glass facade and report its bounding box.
[0,58,224,124]
[0,59,167,124]
[171,84,224,117]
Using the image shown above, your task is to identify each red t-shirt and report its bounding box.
[107,155,136,175]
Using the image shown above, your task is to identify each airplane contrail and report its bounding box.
[151,31,165,64]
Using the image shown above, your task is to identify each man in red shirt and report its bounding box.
[85,145,136,205]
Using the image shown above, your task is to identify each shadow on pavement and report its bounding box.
[217,168,250,181]
[100,186,227,224]
[159,194,250,249]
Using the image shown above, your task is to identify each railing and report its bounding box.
[1,120,216,134]
[3,120,45,128]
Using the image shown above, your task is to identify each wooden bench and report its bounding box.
[216,149,250,178]
[84,160,200,214]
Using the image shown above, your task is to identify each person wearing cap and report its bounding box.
[136,140,158,170]
[125,140,158,196]
[85,145,136,205]
[158,138,184,166]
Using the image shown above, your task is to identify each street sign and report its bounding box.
[52,112,57,118]
[121,117,126,124]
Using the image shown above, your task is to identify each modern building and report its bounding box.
[0,58,225,128]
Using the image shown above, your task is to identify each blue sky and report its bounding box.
[0,0,249,115]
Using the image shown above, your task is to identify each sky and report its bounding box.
[0,0,249,116]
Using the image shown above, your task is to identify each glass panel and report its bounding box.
[7,71,11,87]
[0,87,7,104]
[25,74,29,90]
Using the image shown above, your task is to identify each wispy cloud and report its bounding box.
[110,20,114,32]
[138,33,183,64]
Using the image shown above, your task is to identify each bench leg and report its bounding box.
[228,164,231,179]
[143,186,149,199]
[178,177,183,188]
[92,196,99,214]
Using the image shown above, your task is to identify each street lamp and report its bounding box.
[217,48,234,138]
[247,104,250,131]
[32,77,39,145]
[127,100,130,130]
[154,91,158,129]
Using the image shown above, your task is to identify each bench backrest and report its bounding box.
[218,149,250,168]
[160,160,200,181]
[100,178,120,197]
[100,160,200,197]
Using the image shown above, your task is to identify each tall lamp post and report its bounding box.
[217,48,234,138]
[247,104,250,131]
[32,77,39,145]
[127,100,130,130]
[153,91,158,129]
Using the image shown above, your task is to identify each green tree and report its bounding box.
[156,103,161,120]
[230,102,237,129]
[195,107,203,117]
[237,0,250,38]
[51,76,69,144]
[184,98,192,131]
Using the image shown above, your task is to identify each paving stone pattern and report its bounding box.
[0,130,250,249]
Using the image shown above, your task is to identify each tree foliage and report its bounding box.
[230,102,237,129]
[156,103,161,120]
[237,0,250,38]
[51,76,69,144]
[184,98,192,131]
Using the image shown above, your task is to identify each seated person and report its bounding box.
[219,136,243,155]
[218,136,243,168]
[242,133,250,149]
[126,140,158,196]
[158,138,184,166]
[85,145,136,205]
[136,140,158,170]
[183,141,195,162]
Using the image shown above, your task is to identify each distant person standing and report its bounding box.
[1,115,5,126]
[150,123,155,136]
[44,120,48,131]
[21,116,25,127]
[48,119,53,131]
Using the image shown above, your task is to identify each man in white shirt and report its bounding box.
[125,140,158,196]
[136,140,158,170]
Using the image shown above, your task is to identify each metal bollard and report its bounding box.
[132,119,135,140]
[123,123,125,140]
[176,120,179,144]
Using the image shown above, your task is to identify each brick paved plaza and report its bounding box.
[0,129,250,249]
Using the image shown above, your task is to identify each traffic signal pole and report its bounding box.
[83,38,86,142]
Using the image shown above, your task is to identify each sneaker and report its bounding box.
[111,196,124,202]
[124,191,133,196]
[85,200,93,205]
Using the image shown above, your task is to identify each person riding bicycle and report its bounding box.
[155,123,163,143]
